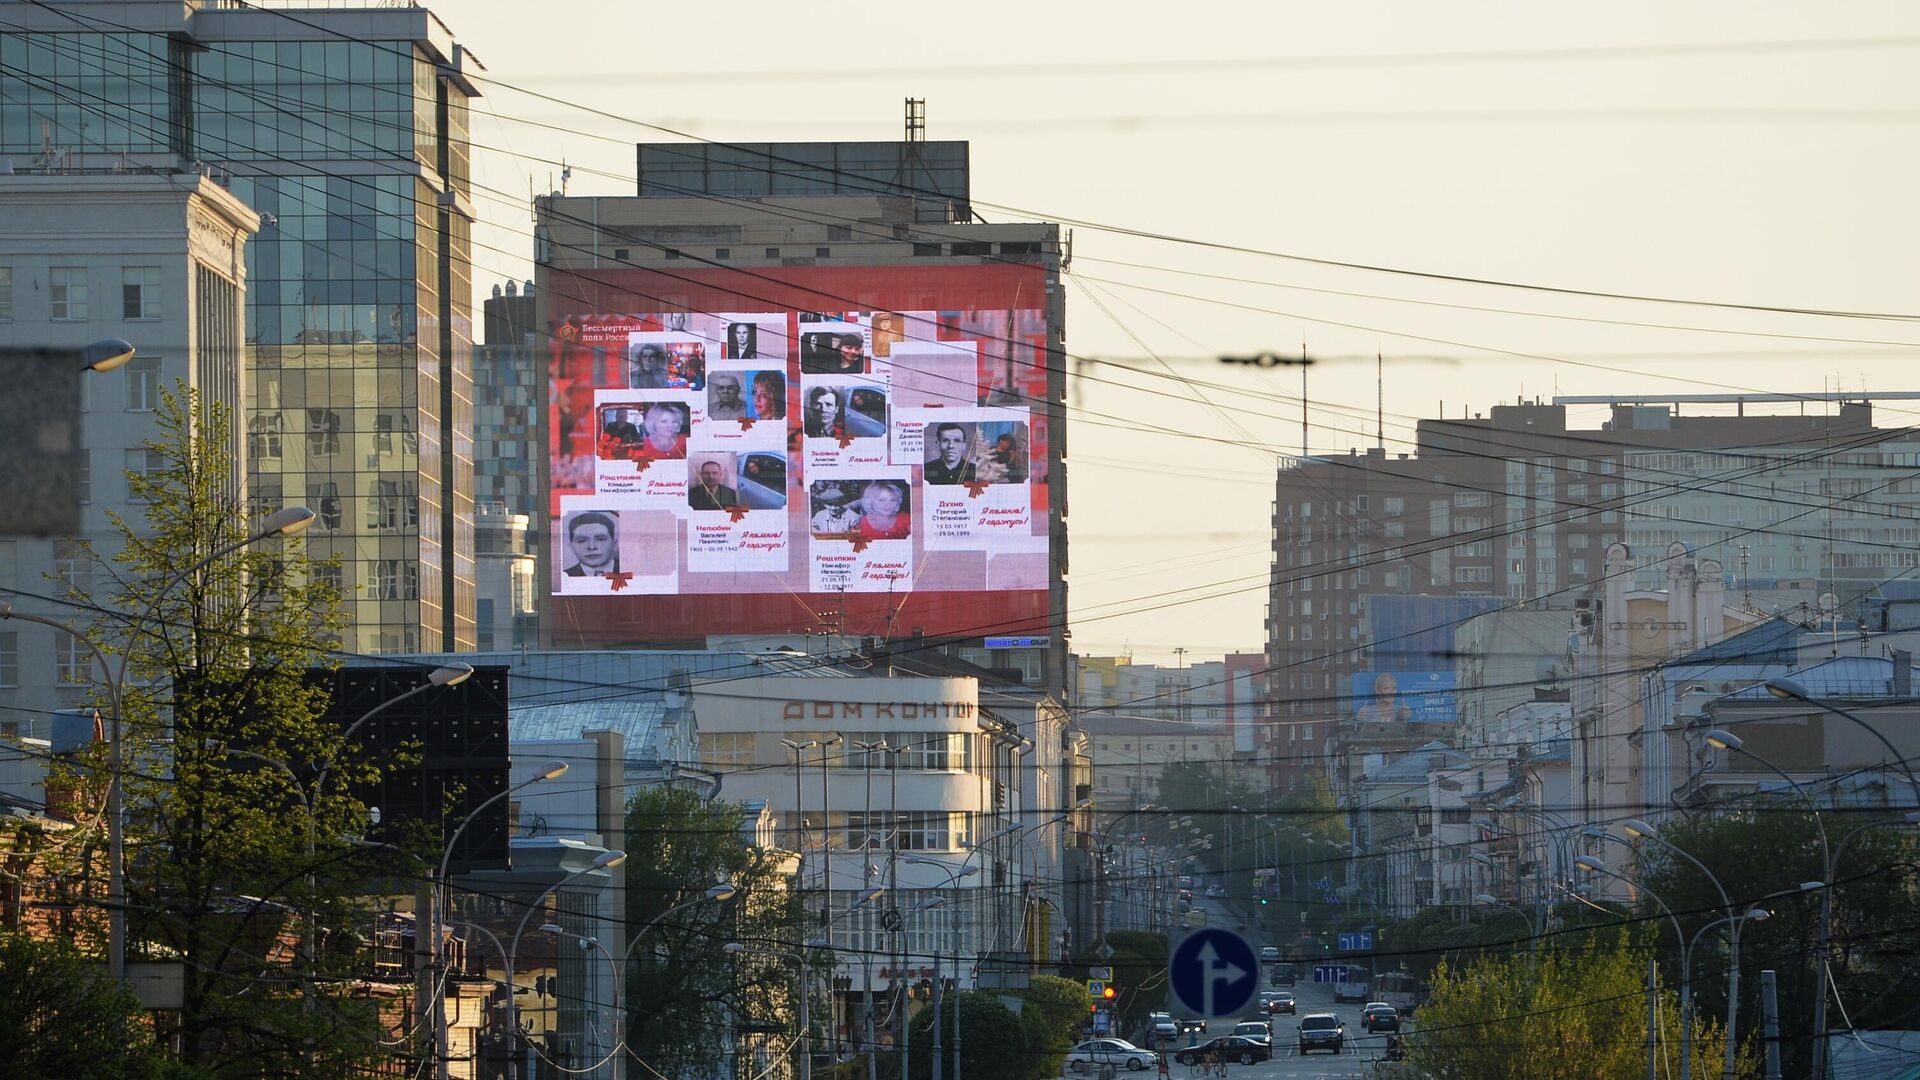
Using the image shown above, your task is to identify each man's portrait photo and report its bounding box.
[808,480,862,536]
[628,342,671,389]
[688,456,740,511]
[923,422,978,485]
[562,511,621,577]
[724,321,759,360]
[598,405,644,458]
[804,386,842,439]
[707,372,748,421]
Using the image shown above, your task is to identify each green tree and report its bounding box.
[1020,974,1091,1078]
[623,786,811,1079]
[1406,931,1753,1080]
[74,388,394,1078]
[903,990,1028,1080]
[0,931,184,1080]
[1075,930,1165,1039]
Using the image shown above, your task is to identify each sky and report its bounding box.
[429,1,1920,663]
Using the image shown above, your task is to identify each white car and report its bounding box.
[1065,1039,1157,1073]
[1148,1012,1178,1040]
[1259,945,1282,962]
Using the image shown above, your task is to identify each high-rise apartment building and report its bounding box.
[1,2,482,654]
[1266,396,1920,786]
[0,173,257,752]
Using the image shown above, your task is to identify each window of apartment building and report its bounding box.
[375,412,418,456]
[249,413,283,460]
[50,268,88,320]
[56,631,90,684]
[0,631,16,687]
[305,409,341,456]
[1571,559,1589,577]
[124,357,163,411]
[125,449,167,497]
[122,267,160,320]
[0,267,12,320]
[370,479,417,531]
[53,540,90,598]
[1384,521,1405,538]
[307,481,342,532]
[372,559,417,600]
[1454,566,1491,583]
[699,731,755,770]
[1384,496,1404,515]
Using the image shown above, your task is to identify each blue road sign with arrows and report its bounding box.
[1338,932,1373,952]
[1168,928,1258,1019]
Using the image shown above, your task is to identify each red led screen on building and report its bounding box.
[544,263,1056,643]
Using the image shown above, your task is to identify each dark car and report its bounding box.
[1298,1012,1346,1055]
[1269,965,1297,987]
[1259,990,1296,1015]
[1175,1017,1207,1035]
[1174,1036,1272,1067]
[1363,1005,1401,1033]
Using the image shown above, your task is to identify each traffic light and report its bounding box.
[1102,985,1117,1001]
[1260,897,1268,906]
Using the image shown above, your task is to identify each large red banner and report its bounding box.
[543,263,1055,644]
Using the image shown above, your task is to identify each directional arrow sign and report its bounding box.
[1168,928,1258,1019]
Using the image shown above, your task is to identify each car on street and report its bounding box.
[1148,1012,1177,1040]
[1297,1012,1346,1055]
[1259,945,1282,962]
[1205,883,1224,897]
[1268,965,1297,987]
[1231,1020,1272,1045]
[1174,1036,1272,1066]
[1258,990,1296,1015]
[1176,1017,1207,1035]
[1177,875,1193,888]
[1362,1005,1402,1033]
[1065,1039,1158,1073]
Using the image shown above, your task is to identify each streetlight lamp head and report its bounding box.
[957,866,981,878]
[81,338,136,373]
[1622,819,1657,840]
[705,881,737,901]
[429,663,475,687]
[590,850,627,871]
[1704,729,1744,751]
[781,738,817,752]
[913,897,947,913]
[1800,881,1826,891]
[1472,894,1500,906]
[534,761,569,782]
[1575,855,1608,873]
[539,922,564,935]
[1743,909,1771,922]
[260,506,317,537]
[855,886,885,907]
[723,942,747,955]
[1580,825,1608,840]
[1468,851,1492,865]
[1765,677,1810,703]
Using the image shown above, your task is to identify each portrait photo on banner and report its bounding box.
[808,477,911,540]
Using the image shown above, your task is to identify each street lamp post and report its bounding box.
[506,851,628,1069]
[1,504,315,983]
[1620,819,1746,1080]
[725,939,828,1080]
[540,923,624,1077]
[906,845,994,1080]
[1575,856,1693,1080]
[433,762,569,1080]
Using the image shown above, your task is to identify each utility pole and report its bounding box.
[1761,970,1782,1080]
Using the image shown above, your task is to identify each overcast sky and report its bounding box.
[433,1,1920,663]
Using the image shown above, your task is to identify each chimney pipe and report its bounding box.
[1895,650,1912,697]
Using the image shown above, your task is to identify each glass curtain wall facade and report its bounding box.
[0,16,479,654]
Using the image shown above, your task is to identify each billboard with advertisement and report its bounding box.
[1348,670,1457,724]
[543,263,1057,643]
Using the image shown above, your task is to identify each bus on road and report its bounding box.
[1374,971,1422,1015]
[1333,965,1371,1003]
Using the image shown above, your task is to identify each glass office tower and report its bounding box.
[0,6,479,653]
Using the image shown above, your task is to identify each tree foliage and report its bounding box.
[902,990,1028,1080]
[0,931,184,1080]
[623,785,810,1079]
[1407,931,1753,1080]
[74,388,393,1078]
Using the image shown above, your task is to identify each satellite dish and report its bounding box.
[1818,593,1840,614]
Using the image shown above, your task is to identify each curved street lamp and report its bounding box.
[505,850,627,1048]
